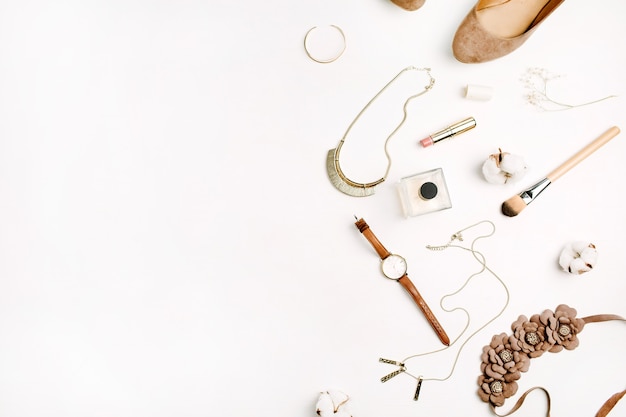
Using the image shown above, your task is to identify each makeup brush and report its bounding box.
[502,126,620,217]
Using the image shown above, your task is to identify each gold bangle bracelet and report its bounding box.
[303,25,346,64]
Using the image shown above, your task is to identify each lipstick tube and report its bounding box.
[420,117,476,148]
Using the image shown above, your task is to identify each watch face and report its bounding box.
[381,254,407,280]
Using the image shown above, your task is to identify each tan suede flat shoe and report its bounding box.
[391,0,425,11]
[452,0,565,63]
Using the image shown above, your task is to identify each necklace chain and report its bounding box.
[379,220,511,400]
[327,66,435,197]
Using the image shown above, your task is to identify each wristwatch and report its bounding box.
[354,217,450,346]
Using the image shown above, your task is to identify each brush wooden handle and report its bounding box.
[547,126,620,182]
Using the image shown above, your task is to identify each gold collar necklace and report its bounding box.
[326,66,435,197]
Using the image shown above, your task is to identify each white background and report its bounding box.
[0,1,625,416]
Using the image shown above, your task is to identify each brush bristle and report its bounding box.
[501,195,527,217]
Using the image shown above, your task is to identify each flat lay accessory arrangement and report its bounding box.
[1,1,624,416]
[309,0,624,416]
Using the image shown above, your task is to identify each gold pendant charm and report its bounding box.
[326,148,383,197]
[379,357,406,383]
[413,377,423,401]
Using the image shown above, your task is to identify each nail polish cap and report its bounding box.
[465,84,493,101]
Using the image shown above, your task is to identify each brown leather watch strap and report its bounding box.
[355,218,391,260]
[398,275,450,346]
[596,389,626,417]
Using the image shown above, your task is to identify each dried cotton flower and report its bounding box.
[316,390,352,417]
[482,149,527,184]
[558,241,598,275]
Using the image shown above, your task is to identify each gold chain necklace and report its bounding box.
[377,220,510,401]
[326,66,435,197]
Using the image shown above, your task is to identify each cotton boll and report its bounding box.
[316,392,334,416]
[481,149,528,184]
[482,156,506,184]
[316,390,352,416]
[326,390,349,410]
[499,154,527,177]
[558,241,598,274]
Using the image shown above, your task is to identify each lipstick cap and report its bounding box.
[465,84,493,101]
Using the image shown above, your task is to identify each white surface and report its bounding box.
[0,1,625,416]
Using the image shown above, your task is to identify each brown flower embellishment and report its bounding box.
[538,304,586,353]
[480,333,530,383]
[477,305,621,412]
[477,374,518,407]
[477,333,530,407]
[509,314,552,358]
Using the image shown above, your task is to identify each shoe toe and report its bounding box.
[452,9,527,63]
[391,0,426,11]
